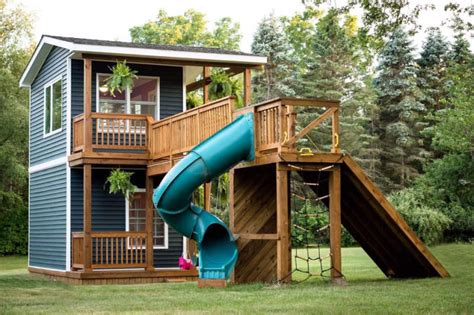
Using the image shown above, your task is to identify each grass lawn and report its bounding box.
[0,244,472,314]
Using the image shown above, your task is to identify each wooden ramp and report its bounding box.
[300,156,449,278]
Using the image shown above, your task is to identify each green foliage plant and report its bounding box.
[105,169,137,201]
[106,60,138,96]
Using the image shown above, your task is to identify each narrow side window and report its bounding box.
[44,79,62,135]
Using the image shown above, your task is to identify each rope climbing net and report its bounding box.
[285,164,345,283]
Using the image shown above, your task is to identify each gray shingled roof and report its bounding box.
[46,35,261,57]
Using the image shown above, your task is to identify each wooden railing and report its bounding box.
[72,231,147,270]
[150,97,235,161]
[72,112,152,155]
[233,98,340,155]
[73,114,85,153]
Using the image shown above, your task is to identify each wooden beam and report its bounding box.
[83,164,92,272]
[83,59,92,154]
[276,165,290,282]
[204,182,211,210]
[244,68,251,106]
[237,233,279,240]
[329,165,342,281]
[145,176,154,271]
[203,67,210,104]
[186,67,245,92]
[332,108,341,153]
[285,107,337,146]
[198,279,227,288]
[81,53,263,69]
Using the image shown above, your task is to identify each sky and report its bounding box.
[17,0,473,53]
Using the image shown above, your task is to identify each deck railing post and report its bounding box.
[83,58,92,154]
[244,68,251,106]
[331,104,341,153]
[83,164,92,272]
[329,165,342,282]
[276,164,291,283]
[145,175,154,271]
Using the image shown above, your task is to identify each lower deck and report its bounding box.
[29,266,198,285]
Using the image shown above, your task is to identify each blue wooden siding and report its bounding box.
[71,167,182,267]
[71,60,183,120]
[29,164,67,270]
[30,47,69,166]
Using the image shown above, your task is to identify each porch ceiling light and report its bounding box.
[99,85,108,93]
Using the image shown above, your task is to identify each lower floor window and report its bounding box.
[129,191,167,248]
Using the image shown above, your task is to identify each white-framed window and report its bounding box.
[97,74,160,119]
[126,189,168,249]
[43,78,62,136]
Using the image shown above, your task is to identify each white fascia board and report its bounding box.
[73,43,267,65]
[20,36,267,87]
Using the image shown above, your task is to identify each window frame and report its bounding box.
[96,73,160,120]
[125,188,169,250]
[43,76,63,137]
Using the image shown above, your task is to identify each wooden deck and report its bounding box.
[29,266,198,285]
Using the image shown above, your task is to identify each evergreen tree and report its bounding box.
[297,9,380,180]
[251,13,296,102]
[416,28,450,158]
[374,28,427,191]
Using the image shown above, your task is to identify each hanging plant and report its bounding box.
[106,60,138,96]
[105,169,137,201]
[208,69,242,106]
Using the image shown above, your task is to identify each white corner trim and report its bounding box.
[182,236,188,259]
[28,156,67,173]
[28,87,31,267]
[65,56,72,271]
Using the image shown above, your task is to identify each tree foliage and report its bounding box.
[130,9,241,50]
[251,13,297,102]
[0,0,32,255]
[373,28,427,191]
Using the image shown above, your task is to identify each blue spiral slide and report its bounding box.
[152,113,255,280]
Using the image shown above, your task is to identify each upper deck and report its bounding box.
[69,95,342,175]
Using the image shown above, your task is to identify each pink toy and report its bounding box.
[179,256,194,270]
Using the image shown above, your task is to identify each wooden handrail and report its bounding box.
[150,97,235,161]
[285,107,337,146]
[151,96,235,129]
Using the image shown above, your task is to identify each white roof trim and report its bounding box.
[20,36,267,87]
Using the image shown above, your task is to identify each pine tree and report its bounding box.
[374,28,427,191]
[251,14,296,102]
[416,28,450,159]
[297,9,381,180]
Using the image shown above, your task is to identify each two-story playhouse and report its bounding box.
[21,35,448,285]
[20,35,266,284]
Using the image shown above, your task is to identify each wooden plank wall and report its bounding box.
[231,165,278,283]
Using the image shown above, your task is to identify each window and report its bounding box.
[128,191,168,248]
[97,74,159,119]
[44,79,62,135]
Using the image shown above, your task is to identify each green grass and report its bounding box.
[0,244,472,314]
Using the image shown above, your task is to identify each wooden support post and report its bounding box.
[83,164,92,272]
[331,107,341,153]
[83,59,92,154]
[203,66,210,104]
[276,165,291,282]
[204,182,212,210]
[244,68,251,106]
[145,176,154,271]
[329,165,343,282]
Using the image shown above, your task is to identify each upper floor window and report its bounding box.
[97,74,159,119]
[44,79,62,136]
